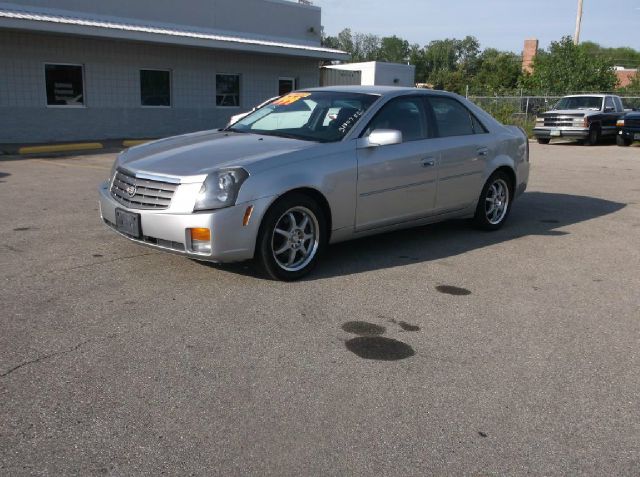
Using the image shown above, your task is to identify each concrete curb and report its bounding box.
[18,142,103,155]
[0,138,159,157]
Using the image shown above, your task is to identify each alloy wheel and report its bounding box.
[485,178,510,225]
[271,206,320,272]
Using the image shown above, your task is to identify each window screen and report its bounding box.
[217,74,240,107]
[45,64,84,106]
[140,70,171,107]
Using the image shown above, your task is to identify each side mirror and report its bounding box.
[604,107,615,113]
[360,129,403,148]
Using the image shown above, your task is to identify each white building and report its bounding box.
[322,61,415,87]
[0,0,347,144]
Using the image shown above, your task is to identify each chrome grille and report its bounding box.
[542,114,584,127]
[110,169,178,210]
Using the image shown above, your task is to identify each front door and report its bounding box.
[356,96,439,230]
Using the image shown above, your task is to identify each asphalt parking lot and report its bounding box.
[1,141,639,475]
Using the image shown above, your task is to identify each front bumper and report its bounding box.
[619,128,640,142]
[533,127,589,139]
[98,181,273,263]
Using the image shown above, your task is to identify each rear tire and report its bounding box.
[473,171,513,231]
[617,135,632,147]
[256,193,326,281]
[583,126,600,146]
[537,138,551,145]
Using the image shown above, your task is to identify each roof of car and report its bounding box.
[301,85,443,96]
[564,94,610,98]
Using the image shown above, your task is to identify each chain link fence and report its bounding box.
[467,94,640,136]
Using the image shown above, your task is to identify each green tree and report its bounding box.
[520,37,617,94]
[322,28,380,62]
[378,36,410,63]
[471,48,522,94]
[409,44,428,83]
[420,36,481,93]
[581,42,640,69]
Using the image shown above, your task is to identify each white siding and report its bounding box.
[0,30,321,143]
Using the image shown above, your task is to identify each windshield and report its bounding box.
[228,91,379,142]
[553,96,603,111]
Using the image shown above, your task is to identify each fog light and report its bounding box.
[189,228,211,254]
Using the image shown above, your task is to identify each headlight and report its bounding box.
[617,119,625,127]
[109,154,123,183]
[535,117,544,124]
[194,168,249,211]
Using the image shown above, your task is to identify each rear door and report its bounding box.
[425,96,491,211]
[355,96,440,230]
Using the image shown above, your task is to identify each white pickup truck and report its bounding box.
[533,94,626,146]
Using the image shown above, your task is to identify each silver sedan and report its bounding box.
[99,86,530,280]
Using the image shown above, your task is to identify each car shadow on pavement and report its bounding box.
[0,171,10,183]
[205,192,626,280]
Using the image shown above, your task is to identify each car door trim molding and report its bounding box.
[439,170,483,182]
[358,178,436,197]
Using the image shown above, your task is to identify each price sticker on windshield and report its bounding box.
[272,92,311,106]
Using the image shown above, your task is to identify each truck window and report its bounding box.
[614,97,624,112]
[604,97,615,112]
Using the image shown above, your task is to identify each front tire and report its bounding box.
[256,193,326,281]
[474,171,513,230]
[583,126,600,146]
[537,138,551,145]
[617,135,632,147]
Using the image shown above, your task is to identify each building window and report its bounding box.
[140,70,171,107]
[279,77,296,96]
[45,64,85,107]
[216,74,240,107]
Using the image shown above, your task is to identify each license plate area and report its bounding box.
[115,208,141,238]
[634,133,640,140]
[550,129,561,137]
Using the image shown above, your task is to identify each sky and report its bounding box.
[313,0,640,53]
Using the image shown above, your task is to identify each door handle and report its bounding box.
[421,157,436,167]
[477,147,489,157]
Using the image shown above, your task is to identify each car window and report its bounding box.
[470,113,488,134]
[428,96,476,137]
[231,91,378,142]
[363,97,428,142]
[251,99,316,131]
[604,96,615,111]
[554,96,602,111]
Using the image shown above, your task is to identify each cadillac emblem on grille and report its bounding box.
[126,184,137,197]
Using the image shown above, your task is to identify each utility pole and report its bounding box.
[574,0,584,45]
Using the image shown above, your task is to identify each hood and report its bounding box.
[119,129,316,182]
[541,110,588,116]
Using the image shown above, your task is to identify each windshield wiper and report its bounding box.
[254,131,318,142]
[224,127,250,133]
